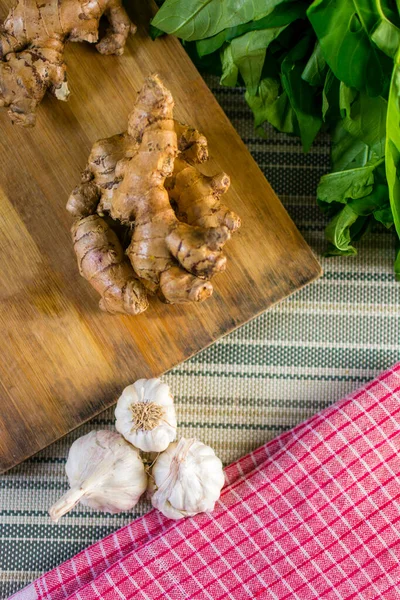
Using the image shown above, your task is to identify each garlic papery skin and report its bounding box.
[115,378,177,453]
[49,430,147,522]
[150,438,225,520]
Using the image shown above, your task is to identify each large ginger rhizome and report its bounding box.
[0,0,134,125]
[67,75,241,315]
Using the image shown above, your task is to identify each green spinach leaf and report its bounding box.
[281,37,322,151]
[196,3,307,56]
[317,161,382,205]
[374,205,394,227]
[349,182,389,214]
[342,93,387,155]
[301,42,327,86]
[354,0,394,32]
[152,0,294,41]
[330,122,370,172]
[153,0,400,277]
[385,56,400,247]
[371,19,400,59]
[322,69,340,121]
[245,79,296,133]
[325,205,360,254]
[307,0,389,96]
[196,31,227,57]
[220,45,239,87]
[339,82,357,118]
[224,26,288,94]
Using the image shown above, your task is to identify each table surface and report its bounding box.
[0,0,320,473]
[1,77,399,599]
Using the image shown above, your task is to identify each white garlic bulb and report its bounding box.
[49,430,147,522]
[115,378,177,452]
[150,438,225,520]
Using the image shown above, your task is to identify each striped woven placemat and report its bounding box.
[1,77,399,599]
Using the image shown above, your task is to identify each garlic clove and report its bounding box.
[49,430,148,522]
[48,487,87,523]
[150,437,225,520]
[169,476,203,514]
[115,378,177,453]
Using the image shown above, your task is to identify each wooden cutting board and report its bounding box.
[0,1,321,472]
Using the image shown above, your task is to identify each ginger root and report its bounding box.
[0,0,134,126]
[72,215,148,315]
[67,75,240,314]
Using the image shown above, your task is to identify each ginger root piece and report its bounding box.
[167,158,241,231]
[67,75,240,314]
[0,0,135,126]
[174,121,208,164]
[72,215,148,315]
[67,132,138,217]
[159,268,213,304]
[111,78,229,291]
[168,125,240,231]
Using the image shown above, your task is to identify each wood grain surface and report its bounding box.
[0,1,321,472]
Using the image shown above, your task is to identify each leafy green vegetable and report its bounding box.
[342,93,387,154]
[322,69,339,121]
[325,205,359,254]
[355,0,396,34]
[385,54,400,250]
[374,205,394,227]
[339,82,357,118]
[220,44,239,87]
[307,0,391,97]
[222,26,288,94]
[152,0,400,277]
[280,36,322,151]
[317,161,382,205]
[350,183,389,215]
[331,129,369,173]
[196,3,307,57]
[330,119,384,173]
[246,81,295,133]
[301,42,327,86]
[371,18,400,58]
[152,0,294,42]
[196,31,228,57]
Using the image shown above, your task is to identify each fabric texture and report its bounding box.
[1,78,399,598]
[12,363,400,600]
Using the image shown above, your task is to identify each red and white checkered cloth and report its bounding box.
[12,363,400,600]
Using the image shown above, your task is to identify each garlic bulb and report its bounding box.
[150,438,225,520]
[115,378,177,452]
[49,430,147,522]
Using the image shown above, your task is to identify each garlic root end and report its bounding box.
[49,487,86,523]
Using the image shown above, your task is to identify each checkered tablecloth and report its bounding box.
[1,77,399,598]
[12,364,400,599]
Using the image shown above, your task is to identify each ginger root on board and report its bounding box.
[0,0,134,126]
[72,215,148,315]
[67,75,241,315]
